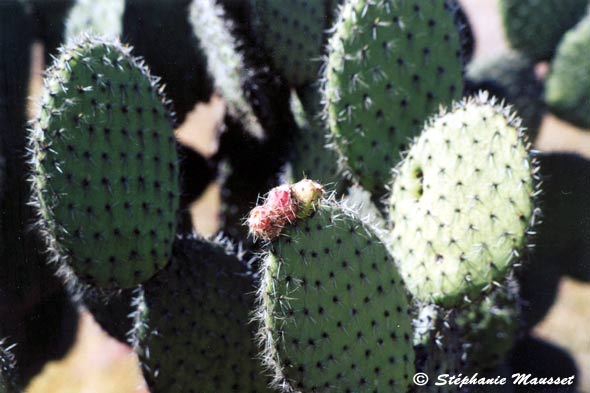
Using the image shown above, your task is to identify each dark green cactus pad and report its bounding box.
[545,16,590,129]
[535,153,590,283]
[0,341,19,393]
[134,235,272,393]
[259,201,415,392]
[289,89,342,189]
[499,0,588,62]
[389,94,538,307]
[123,0,214,123]
[64,0,124,41]
[413,305,463,393]
[252,0,336,87]
[29,36,179,289]
[467,51,545,142]
[455,280,520,373]
[325,0,464,198]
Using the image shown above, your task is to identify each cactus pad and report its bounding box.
[29,36,179,289]
[65,0,124,42]
[134,235,272,393]
[258,199,415,392]
[252,0,332,86]
[545,16,590,129]
[499,0,588,61]
[413,305,463,393]
[389,94,537,307]
[456,280,520,372]
[324,0,464,197]
[289,91,341,188]
[190,0,263,138]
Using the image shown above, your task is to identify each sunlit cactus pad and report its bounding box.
[29,36,179,289]
[389,94,537,307]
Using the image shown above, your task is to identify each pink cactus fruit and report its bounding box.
[247,205,283,241]
[264,184,298,223]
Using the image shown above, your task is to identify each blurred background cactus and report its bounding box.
[0,0,589,392]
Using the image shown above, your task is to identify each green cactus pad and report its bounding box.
[134,235,272,393]
[324,0,464,198]
[259,201,415,392]
[389,94,537,307]
[499,0,588,62]
[545,16,590,129]
[467,51,545,142]
[29,36,179,289]
[252,0,335,87]
[190,0,263,138]
[289,90,342,188]
[0,341,18,393]
[64,0,124,42]
[456,280,520,372]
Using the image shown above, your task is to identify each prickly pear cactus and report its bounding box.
[499,0,588,61]
[389,94,538,307]
[456,280,521,372]
[467,51,545,142]
[133,235,272,393]
[190,0,263,138]
[64,0,124,42]
[256,192,415,392]
[545,15,590,130]
[29,36,179,289]
[252,0,336,87]
[324,0,464,198]
[413,304,463,393]
[0,341,18,393]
